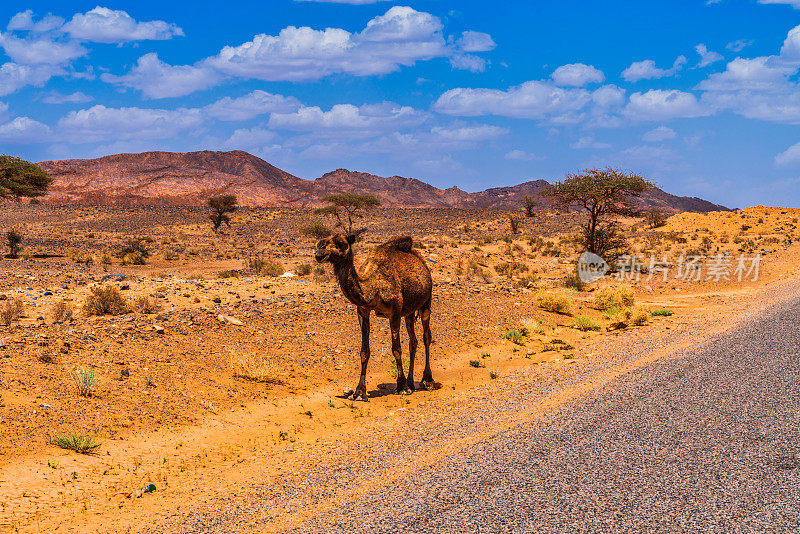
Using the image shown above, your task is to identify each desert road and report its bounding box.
[286,296,800,533]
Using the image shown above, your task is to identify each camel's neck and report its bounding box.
[333,257,370,308]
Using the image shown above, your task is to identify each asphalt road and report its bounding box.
[288,296,800,533]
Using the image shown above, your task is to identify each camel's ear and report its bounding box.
[346,234,356,245]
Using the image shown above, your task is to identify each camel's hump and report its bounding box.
[383,236,414,253]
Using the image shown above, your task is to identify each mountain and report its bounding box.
[38,150,728,212]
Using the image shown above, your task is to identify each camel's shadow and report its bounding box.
[334,381,443,401]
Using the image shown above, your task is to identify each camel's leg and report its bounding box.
[391,313,410,394]
[351,307,370,401]
[420,301,434,388]
[405,314,418,392]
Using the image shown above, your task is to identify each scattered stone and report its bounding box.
[217,314,243,326]
[153,324,165,334]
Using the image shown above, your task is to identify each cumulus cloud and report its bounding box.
[622,55,687,82]
[643,125,677,142]
[774,141,800,166]
[780,24,800,63]
[625,89,709,121]
[268,102,428,137]
[56,104,203,142]
[0,116,51,142]
[455,31,495,53]
[504,149,543,161]
[204,90,301,121]
[551,63,605,87]
[0,32,86,65]
[449,54,486,72]
[696,56,794,92]
[41,91,93,104]
[62,7,184,43]
[220,127,278,150]
[726,39,753,53]
[570,136,611,149]
[429,124,507,142]
[758,0,800,8]
[695,44,724,68]
[101,53,220,99]
[0,62,62,96]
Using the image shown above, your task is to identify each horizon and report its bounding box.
[1,1,799,207]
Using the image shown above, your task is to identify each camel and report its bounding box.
[315,233,434,401]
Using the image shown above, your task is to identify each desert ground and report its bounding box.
[1,204,799,533]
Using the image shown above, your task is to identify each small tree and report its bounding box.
[542,168,654,260]
[5,229,22,258]
[313,193,380,237]
[523,196,537,218]
[645,208,667,229]
[207,194,238,233]
[0,155,52,202]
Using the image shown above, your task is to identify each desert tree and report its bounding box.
[314,193,380,237]
[5,229,21,258]
[644,207,667,229]
[207,194,238,233]
[0,155,52,202]
[542,168,654,260]
[522,196,537,218]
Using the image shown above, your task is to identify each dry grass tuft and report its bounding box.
[50,433,101,454]
[247,257,285,277]
[592,284,635,311]
[83,286,129,316]
[49,300,74,323]
[231,354,282,383]
[134,295,162,314]
[0,297,25,325]
[71,367,97,397]
[535,289,573,315]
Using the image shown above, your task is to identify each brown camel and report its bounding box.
[315,233,434,401]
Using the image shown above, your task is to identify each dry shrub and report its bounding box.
[535,289,573,315]
[231,354,282,384]
[71,367,97,397]
[83,286,129,316]
[49,300,74,323]
[247,257,285,277]
[592,284,635,310]
[628,305,650,326]
[134,295,162,314]
[295,263,312,276]
[572,315,600,331]
[300,221,333,239]
[0,297,25,325]
[69,248,93,264]
[120,251,146,265]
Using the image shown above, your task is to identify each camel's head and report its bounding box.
[315,233,355,264]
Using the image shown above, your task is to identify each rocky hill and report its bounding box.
[38,150,728,212]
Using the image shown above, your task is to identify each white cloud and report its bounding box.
[774,142,800,166]
[205,6,448,81]
[780,24,800,63]
[101,53,220,99]
[204,90,301,121]
[0,62,62,96]
[456,31,495,53]
[0,32,86,65]
[504,149,543,161]
[220,127,278,150]
[7,11,64,33]
[449,54,486,72]
[696,56,794,92]
[62,7,184,43]
[570,136,611,149]
[0,116,51,142]
[430,124,507,141]
[551,63,605,87]
[625,89,709,121]
[434,81,591,120]
[41,91,93,104]
[695,44,723,68]
[726,39,753,52]
[643,125,677,142]
[56,104,203,142]
[758,0,800,8]
[268,102,428,137]
[294,0,392,3]
[622,55,687,82]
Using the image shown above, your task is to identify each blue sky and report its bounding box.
[1,1,800,207]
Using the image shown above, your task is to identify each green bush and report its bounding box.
[572,315,600,331]
[651,309,673,316]
[50,433,101,454]
[247,257,285,277]
[503,327,529,345]
[295,263,312,276]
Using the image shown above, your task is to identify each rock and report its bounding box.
[119,368,130,380]
[120,284,130,290]
[212,297,222,304]
[153,324,165,334]
[217,314,243,326]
